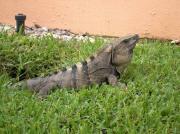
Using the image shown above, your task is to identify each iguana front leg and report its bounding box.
[107,74,118,86]
[107,74,127,89]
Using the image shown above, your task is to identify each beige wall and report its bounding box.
[0,0,180,40]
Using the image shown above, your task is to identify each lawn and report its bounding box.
[0,32,179,133]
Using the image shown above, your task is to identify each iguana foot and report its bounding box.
[108,74,118,86]
[108,74,127,89]
[117,82,127,90]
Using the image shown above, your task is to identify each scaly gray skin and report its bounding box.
[16,34,139,96]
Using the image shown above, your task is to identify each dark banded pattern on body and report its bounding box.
[81,60,91,85]
[71,64,77,88]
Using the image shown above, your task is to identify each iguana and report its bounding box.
[15,34,139,96]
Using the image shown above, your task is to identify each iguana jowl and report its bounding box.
[17,34,139,95]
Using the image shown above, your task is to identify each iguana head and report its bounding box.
[112,34,139,73]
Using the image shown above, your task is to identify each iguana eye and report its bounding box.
[123,39,129,44]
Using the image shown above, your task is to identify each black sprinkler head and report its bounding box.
[15,13,26,34]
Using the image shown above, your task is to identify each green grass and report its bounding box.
[0,32,179,133]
